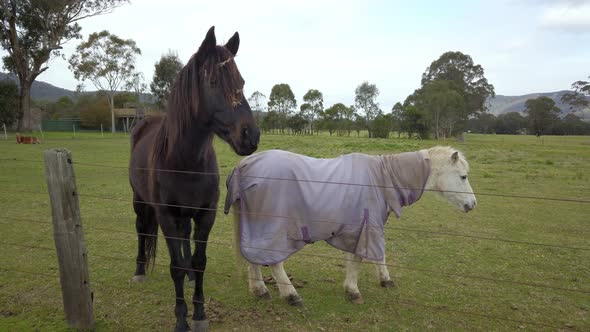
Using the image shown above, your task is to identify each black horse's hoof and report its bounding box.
[345,292,364,305]
[380,280,395,288]
[132,274,146,283]
[174,320,190,332]
[286,294,303,307]
[191,319,209,332]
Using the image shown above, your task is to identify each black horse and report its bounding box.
[129,26,259,331]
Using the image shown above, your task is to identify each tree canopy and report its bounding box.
[42,95,76,120]
[414,80,465,139]
[113,91,138,108]
[150,50,183,109]
[0,79,18,126]
[69,30,141,132]
[248,91,266,127]
[421,51,495,114]
[302,89,323,134]
[354,81,381,137]
[268,83,296,133]
[400,51,494,138]
[0,0,128,130]
[561,75,589,110]
[79,93,110,129]
[524,96,561,136]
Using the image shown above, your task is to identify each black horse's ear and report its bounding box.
[451,151,459,163]
[198,26,217,56]
[225,32,240,56]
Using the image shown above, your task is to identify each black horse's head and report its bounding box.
[191,26,259,156]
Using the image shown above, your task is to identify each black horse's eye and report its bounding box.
[461,175,467,180]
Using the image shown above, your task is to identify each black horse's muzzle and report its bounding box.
[238,126,259,155]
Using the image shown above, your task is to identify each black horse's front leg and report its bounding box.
[183,224,196,287]
[161,215,192,332]
[190,208,216,332]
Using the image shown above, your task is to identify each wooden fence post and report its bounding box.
[43,148,94,330]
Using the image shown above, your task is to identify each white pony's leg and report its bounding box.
[270,262,303,306]
[248,263,270,300]
[343,252,364,304]
[234,202,270,300]
[374,254,395,288]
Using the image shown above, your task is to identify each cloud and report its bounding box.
[540,2,590,32]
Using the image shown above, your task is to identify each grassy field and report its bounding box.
[1,132,589,331]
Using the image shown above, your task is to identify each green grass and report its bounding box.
[1,132,589,331]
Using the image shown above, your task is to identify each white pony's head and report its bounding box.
[426,146,477,213]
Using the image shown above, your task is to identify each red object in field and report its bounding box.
[16,133,41,144]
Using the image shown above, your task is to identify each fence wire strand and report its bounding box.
[1,157,589,204]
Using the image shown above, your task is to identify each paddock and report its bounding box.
[0,132,588,331]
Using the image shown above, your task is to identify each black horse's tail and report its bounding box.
[134,192,159,271]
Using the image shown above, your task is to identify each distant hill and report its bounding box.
[0,72,152,103]
[0,72,76,101]
[487,90,590,118]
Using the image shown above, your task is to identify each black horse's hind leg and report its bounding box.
[160,214,192,332]
[190,208,216,331]
[132,193,156,282]
[133,214,147,282]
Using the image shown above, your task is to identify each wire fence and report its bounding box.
[0,214,588,296]
[0,155,588,330]
[3,186,589,254]
[0,265,575,331]
[2,130,587,147]
[1,157,590,204]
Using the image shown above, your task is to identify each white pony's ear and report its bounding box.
[451,151,459,163]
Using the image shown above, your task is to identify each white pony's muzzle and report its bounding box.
[463,197,477,212]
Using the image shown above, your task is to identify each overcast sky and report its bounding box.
[4,0,590,110]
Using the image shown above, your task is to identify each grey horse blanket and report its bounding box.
[224,149,430,265]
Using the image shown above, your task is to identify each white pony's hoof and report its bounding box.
[191,319,209,332]
[132,275,146,283]
[253,288,271,301]
[345,292,364,304]
[286,294,303,306]
[380,280,395,288]
[187,279,196,288]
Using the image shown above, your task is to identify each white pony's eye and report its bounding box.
[461,175,467,180]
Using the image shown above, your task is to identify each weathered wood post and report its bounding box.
[44,148,94,329]
[2,123,6,140]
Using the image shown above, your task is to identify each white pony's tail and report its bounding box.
[232,203,246,277]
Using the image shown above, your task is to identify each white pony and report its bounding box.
[225,146,476,306]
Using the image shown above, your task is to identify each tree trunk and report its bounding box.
[109,94,116,133]
[18,81,32,131]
